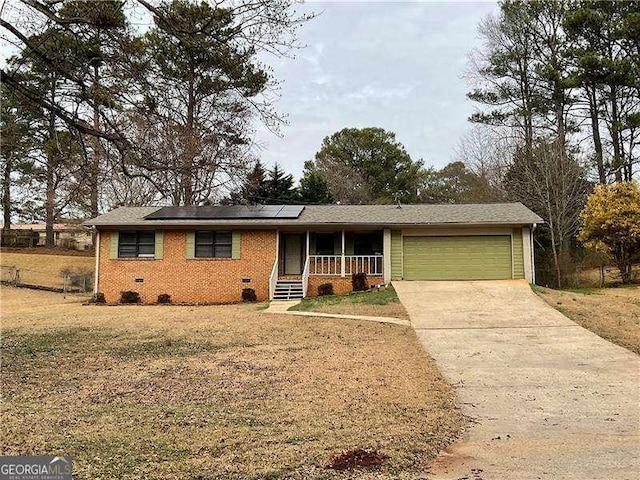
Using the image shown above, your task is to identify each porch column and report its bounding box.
[93,230,100,294]
[341,229,346,277]
[383,228,391,284]
[522,227,532,283]
[306,230,310,257]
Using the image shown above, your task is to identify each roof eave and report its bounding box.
[87,220,543,228]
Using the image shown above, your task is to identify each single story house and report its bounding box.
[84,203,542,303]
[0,223,93,250]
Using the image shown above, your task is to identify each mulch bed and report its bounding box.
[328,449,390,470]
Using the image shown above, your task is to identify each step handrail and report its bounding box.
[302,256,310,297]
[269,259,278,300]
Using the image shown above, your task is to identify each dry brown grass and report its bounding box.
[535,285,640,355]
[0,252,94,289]
[0,287,465,480]
[0,247,93,257]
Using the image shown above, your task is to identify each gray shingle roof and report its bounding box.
[84,203,542,227]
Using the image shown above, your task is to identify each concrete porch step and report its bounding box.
[273,280,304,300]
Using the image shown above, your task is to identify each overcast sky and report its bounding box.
[254,1,500,179]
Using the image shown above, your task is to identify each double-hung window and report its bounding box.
[118,231,155,258]
[195,231,232,258]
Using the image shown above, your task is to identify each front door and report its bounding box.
[284,234,303,274]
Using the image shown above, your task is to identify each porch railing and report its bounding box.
[346,255,383,276]
[308,255,383,276]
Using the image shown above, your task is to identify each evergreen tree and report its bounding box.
[298,161,333,204]
[564,0,640,182]
[0,86,36,230]
[263,164,297,204]
[311,127,424,204]
[224,160,269,204]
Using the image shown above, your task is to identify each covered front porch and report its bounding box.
[269,229,390,299]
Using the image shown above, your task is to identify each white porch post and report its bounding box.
[93,229,100,294]
[531,224,537,284]
[306,230,310,257]
[522,227,532,283]
[383,228,391,284]
[341,229,346,277]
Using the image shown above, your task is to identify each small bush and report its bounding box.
[120,290,141,304]
[352,272,368,292]
[242,288,257,302]
[157,293,171,304]
[317,283,334,296]
[90,292,106,304]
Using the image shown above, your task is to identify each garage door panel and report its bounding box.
[403,235,512,280]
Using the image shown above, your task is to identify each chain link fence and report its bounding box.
[1,265,93,293]
[536,263,639,289]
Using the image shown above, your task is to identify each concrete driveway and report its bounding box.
[394,280,640,480]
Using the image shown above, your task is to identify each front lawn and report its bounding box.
[290,285,409,319]
[0,287,463,479]
[535,285,640,355]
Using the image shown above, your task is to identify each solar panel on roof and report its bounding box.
[278,205,305,218]
[144,205,303,220]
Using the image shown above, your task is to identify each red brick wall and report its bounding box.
[307,276,352,297]
[97,229,277,304]
[306,275,383,297]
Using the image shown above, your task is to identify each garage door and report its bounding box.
[403,235,512,280]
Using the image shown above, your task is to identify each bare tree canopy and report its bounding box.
[0,0,315,226]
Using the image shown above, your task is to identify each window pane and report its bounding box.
[195,245,214,258]
[196,231,214,245]
[119,232,137,245]
[138,232,155,245]
[138,244,155,256]
[215,231,232,245]
[118,245,137,258]
[215,245,232,258]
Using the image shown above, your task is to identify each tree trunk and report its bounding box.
[617,242,632,284]
[548,221,562,289]
[45,76,56,248]
[2,156,12,230]
[609,83,623,182]
[90,61,101,218]
[182,77,196,205]
[45,165,55,247]
[587,84,606,184]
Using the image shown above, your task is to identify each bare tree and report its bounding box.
[454,125,515,201]
[1,0,315,209]
[504,139,589,287]
[318,160,371,205]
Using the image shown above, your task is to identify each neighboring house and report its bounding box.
[0,223,94,250]
[85,203,543,304]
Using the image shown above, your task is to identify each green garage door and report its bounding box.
[403,235,512,280]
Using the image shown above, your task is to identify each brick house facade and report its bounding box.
[87,204,542,304]
[98,229,276,303]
